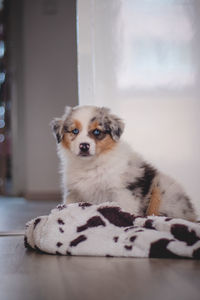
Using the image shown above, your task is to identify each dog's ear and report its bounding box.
[50,118,64,143]
[100,107,125,141]
[50,106,73,143]
[106,114,125,141]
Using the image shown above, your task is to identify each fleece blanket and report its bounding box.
[25,202,200,259]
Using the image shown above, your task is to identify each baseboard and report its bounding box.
[25,192,62,202]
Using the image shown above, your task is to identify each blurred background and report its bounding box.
[0,0,200,214]
[0,0,78,201]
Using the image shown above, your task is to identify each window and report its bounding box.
[77,0,200,212]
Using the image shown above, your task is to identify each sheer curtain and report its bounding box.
[77,0,200,213]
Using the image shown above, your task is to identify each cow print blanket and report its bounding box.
[24,202,200,259]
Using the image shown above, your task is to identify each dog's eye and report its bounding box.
[72,128,79,135]
[93,129,101,136]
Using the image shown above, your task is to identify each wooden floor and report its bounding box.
[0,197,200,300]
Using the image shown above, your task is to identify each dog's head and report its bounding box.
[50,106,125,158]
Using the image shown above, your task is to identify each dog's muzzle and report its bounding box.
[79,143,90,156]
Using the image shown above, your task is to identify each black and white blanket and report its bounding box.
[25,202,200,259]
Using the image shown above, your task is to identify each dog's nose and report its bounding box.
[79,143,90,152]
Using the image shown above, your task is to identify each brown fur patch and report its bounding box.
[62,119,83,149]
[89,120,116,155]
[88,120,101,132]
[74,120,82,132]
[146,186,161,216]
[62,134,70,149]
[95,134,116,155]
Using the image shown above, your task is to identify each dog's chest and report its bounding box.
[67,163,122,203]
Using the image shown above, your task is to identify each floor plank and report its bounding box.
[0,197,57,231]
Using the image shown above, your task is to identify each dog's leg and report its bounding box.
[146,185,161,216]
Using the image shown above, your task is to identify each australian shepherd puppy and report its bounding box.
[51,105,196,221]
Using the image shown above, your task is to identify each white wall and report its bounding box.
[11,0,78,199]
[77,0,200,214]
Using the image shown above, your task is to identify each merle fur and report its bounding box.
[127,163,157,198]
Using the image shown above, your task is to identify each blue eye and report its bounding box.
[93,129,101,136]
[72,128,79,135]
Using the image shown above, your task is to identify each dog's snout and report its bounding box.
[79,143,90,152]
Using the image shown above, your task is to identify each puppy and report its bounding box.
[51,105,196,221]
